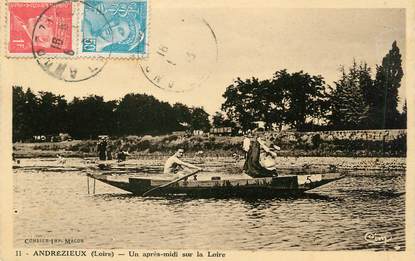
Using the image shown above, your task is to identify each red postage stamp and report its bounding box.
[8,2,73,54]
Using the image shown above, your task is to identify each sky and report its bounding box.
[12,6,406,115]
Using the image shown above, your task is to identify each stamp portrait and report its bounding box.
[81,0,147,56]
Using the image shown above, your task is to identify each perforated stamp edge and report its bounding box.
[4,0,150,60]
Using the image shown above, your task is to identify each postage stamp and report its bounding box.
[7,1,74,56]
[31,1,110,82]
[80,0,148,57]
[6,0,148,59]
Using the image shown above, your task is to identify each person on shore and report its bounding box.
[97,138,107,161]
[243,136,278,177]
[163,149,202,176]
[57,154,66,164]
[106,147,113,160]
[117,150,129,162]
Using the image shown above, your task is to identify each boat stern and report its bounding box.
[296,172,344,191]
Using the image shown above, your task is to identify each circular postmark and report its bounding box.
[31,0,112,82]
[139,15,218,92]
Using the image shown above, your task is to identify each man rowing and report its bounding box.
[164,149,202,176]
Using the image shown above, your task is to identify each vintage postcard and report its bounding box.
[1,0,414,260]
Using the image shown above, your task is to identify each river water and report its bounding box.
[13,158,405,251]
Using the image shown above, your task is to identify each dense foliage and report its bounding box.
[221,41,406,131]
[12,89,211,141]
[13,42,406,142]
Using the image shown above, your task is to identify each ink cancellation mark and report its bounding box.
[80,0,148,58]
[140,16,218,92]
[31,0,109,82]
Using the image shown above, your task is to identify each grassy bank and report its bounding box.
[13,132,406,159]
[13,135,241,158]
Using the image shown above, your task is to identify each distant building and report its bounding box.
[172,131,187,136]
[58,133,72,141]
[193,130,204,136]
[210,127,233,136]
[252,121,266,130]
[33,135,47,142]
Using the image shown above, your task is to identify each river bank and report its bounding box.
[13,129,406,159]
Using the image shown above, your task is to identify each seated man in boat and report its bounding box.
[243,136,279,178]
[164,149,202,176]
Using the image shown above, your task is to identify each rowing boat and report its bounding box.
[87,172,344,197]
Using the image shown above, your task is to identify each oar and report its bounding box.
[142,169,202,197]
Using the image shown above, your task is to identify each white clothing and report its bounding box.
[243,137,251,152]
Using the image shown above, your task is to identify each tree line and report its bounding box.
[13,41,406,141]
[12,88,211,142]
[216,41,406,131]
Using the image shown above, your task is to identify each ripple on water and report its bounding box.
[13,163,405,251]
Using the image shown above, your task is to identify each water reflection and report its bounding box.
[13,161,405,251]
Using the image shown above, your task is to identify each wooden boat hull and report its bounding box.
[87,172,344,197]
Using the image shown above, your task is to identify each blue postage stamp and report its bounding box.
[81,0,147,57]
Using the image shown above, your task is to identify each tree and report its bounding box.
[212,111,225,128]
[114,93,179,136]
[372,41,404,129]
[55,95,69,134]
[222,77,283,131]
[190,107,211,132]
[397,101,407,129]
[37,91,68,135]
[212,111,236,128]
[12,87,211,139]
[150,101,178,134]
[222,78,259,131]
[172,103,192,129]
[68,95,116,139]
[24,88,41,135]
[221,72,329,131]
[13,87,71,141]
[253,78,285,130]
[13,86,29,141]
[115,93,155,135]
[273,70,329,131]
[329,61,370,130]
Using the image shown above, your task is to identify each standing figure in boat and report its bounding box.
[164,149,202,176]
[258,138,281,171]
[242,132,252,159]
[243,135,279,177]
